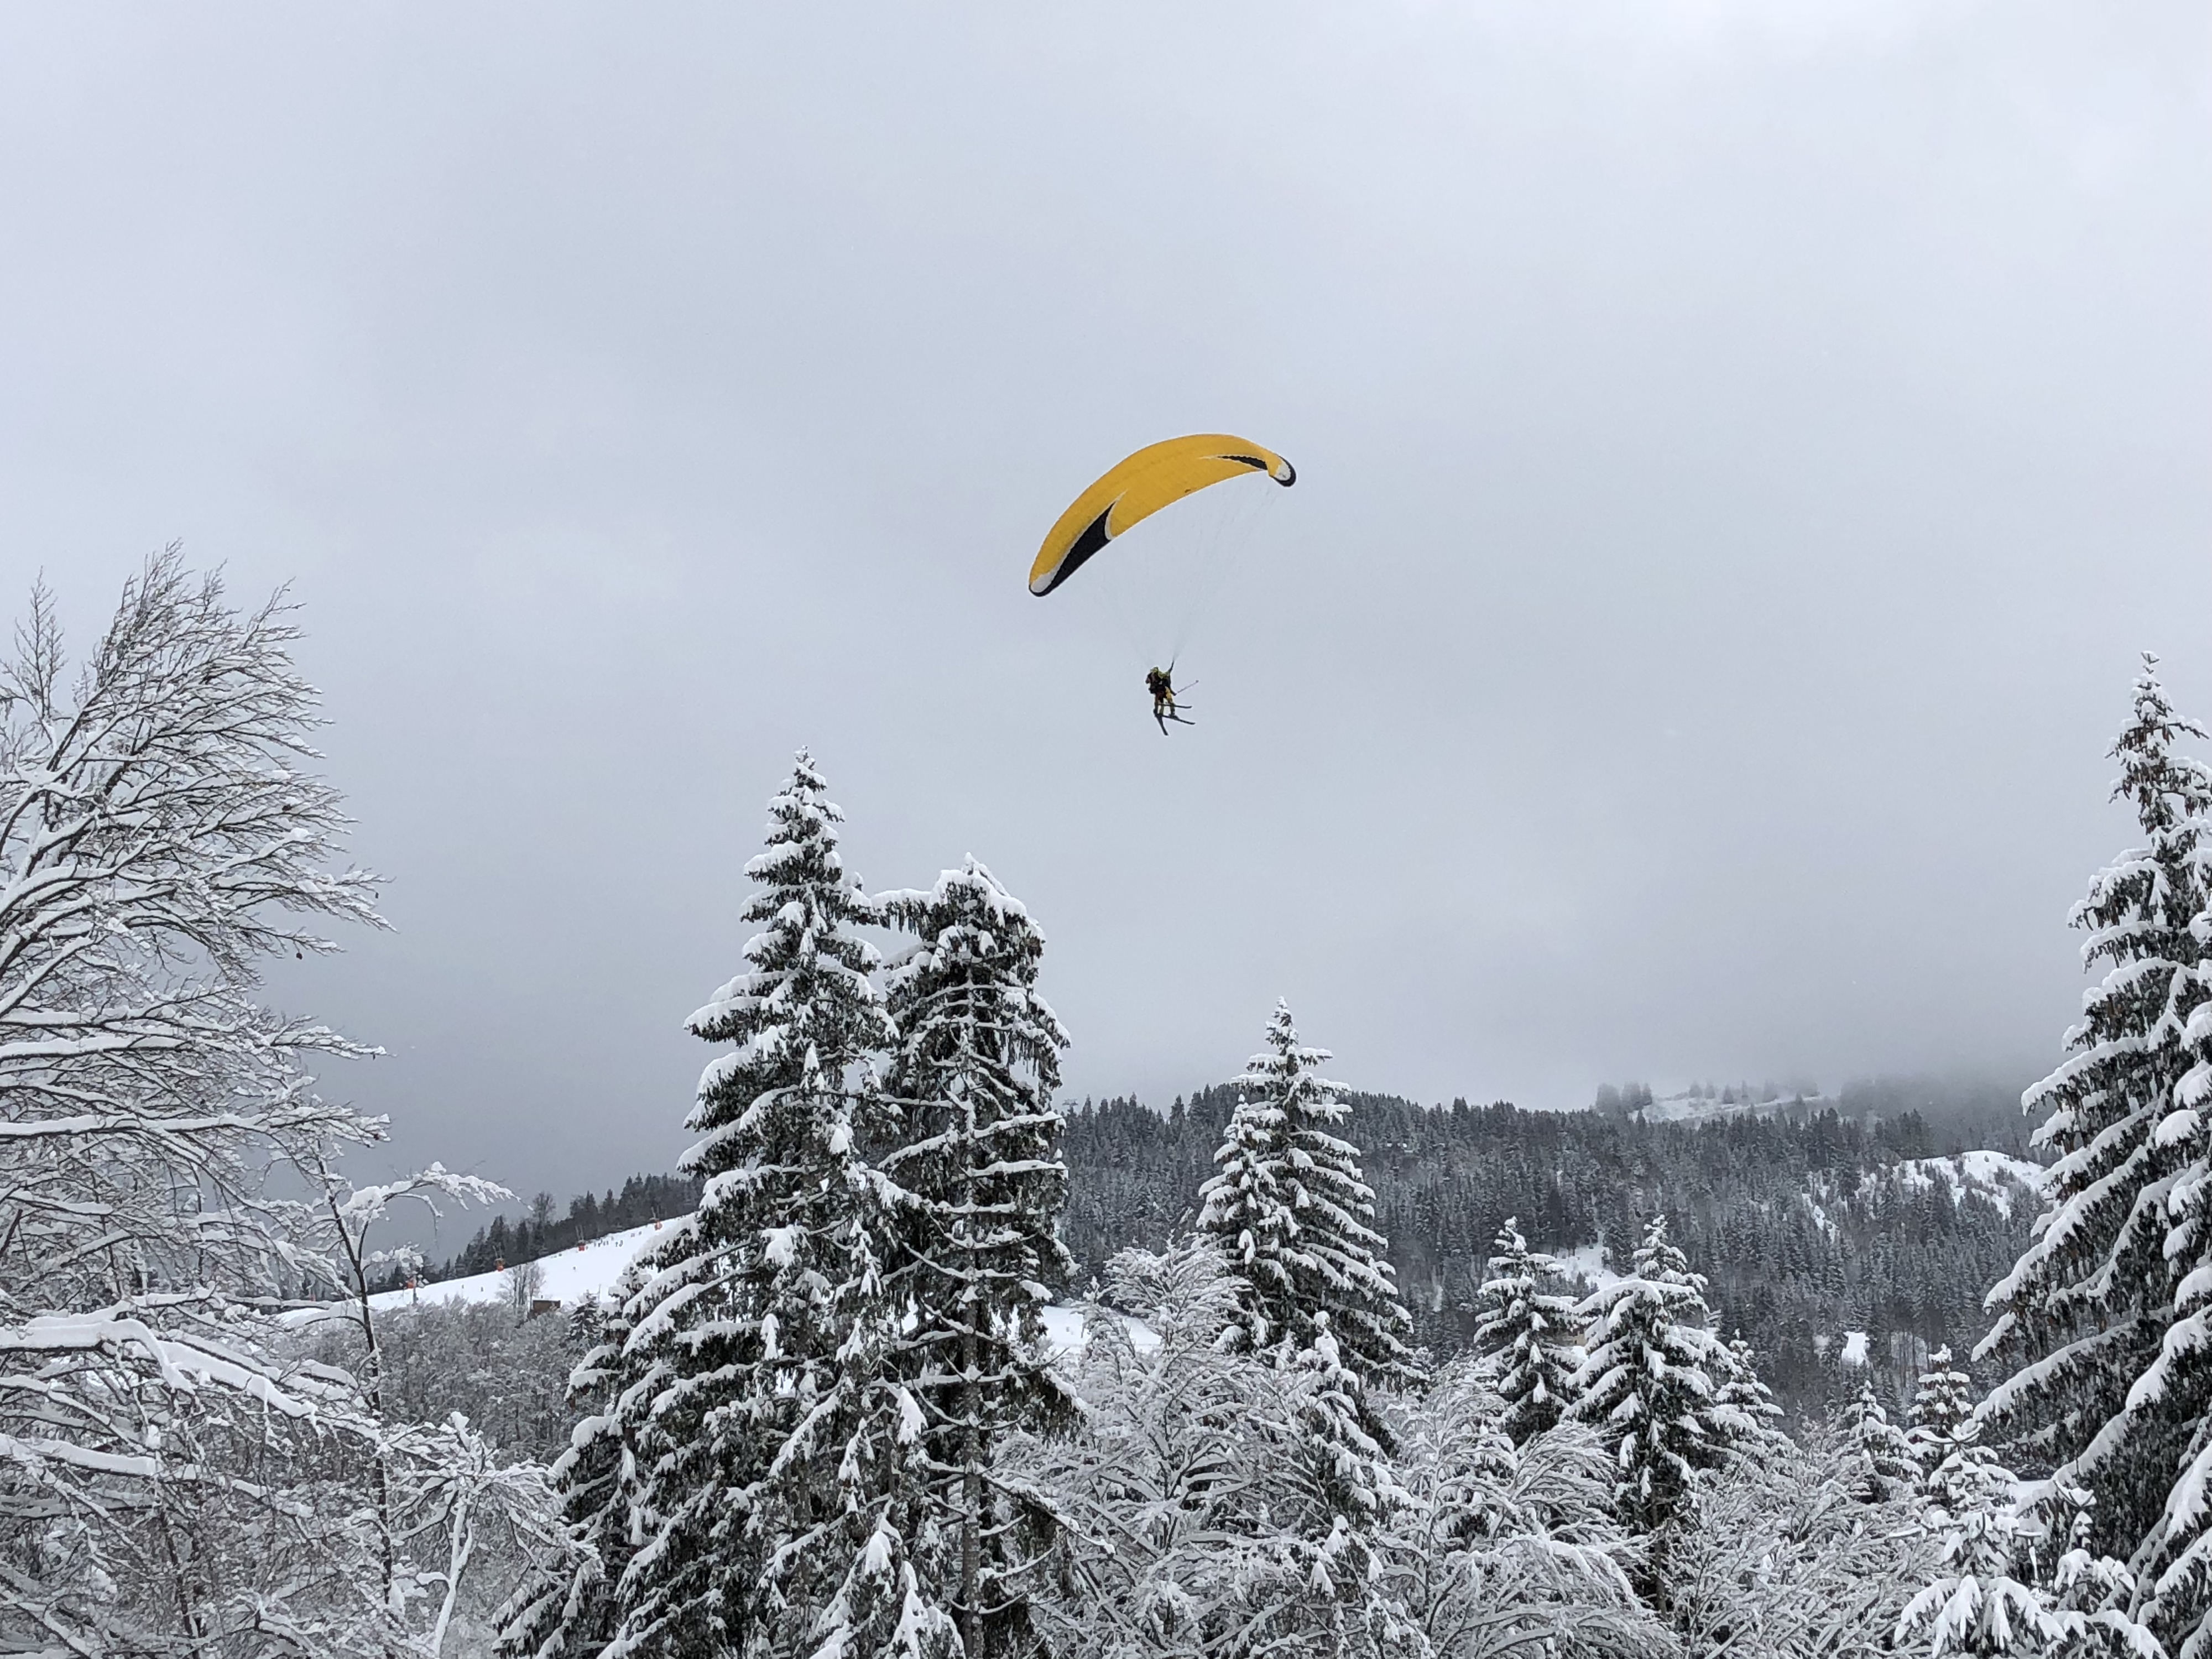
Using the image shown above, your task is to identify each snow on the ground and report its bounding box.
[366,1214,1149,1355]
[368,1218,672,1314]
[1554,1242,1621,1294]
[1890,1151,2047,1219]
[1840,1331,1869,1367]
[1039,1302,1160,1356]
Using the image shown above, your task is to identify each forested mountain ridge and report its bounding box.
[433,1076,2038,1420]
[435,1171,701,1281]
[1058,1083,2039,1417]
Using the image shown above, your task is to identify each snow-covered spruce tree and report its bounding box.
[1717,1334,1790,1459]
[1910,1346,1983,1505]
[610,755,939,1659]
[1892,1438,2157,1657]
[1893,1483,2051,1658]
[2057,689,2212,1653]
[1285,1308,1402,1573]
[1196,1000,1418,1395]
[1895,1415,2038,1656]
[1890,1352,2152,1657]
[1848,1379,1921,1506]
[2107,1009,2212,1647]
[2035,1486,2159,1658]
[1980,656,2212,1568]
[1470,1217,1585,1446]
[2134,1034,2212,1644]
[879,858,1077,1659]
[1568,1214,1761,1543]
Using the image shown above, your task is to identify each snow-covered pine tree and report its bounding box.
[1191,1010,1418,1614]
[2136,1065,2212,1644]
[1848,1379,1920,1506]
[1892,1432,2049,1659]
[1569,1214,1759,1541]
[1196,1001,1418,1394]
[1891,1407,2153,1656]
[611,754,941,1659]
[1910,1346,1982,1506]
[879,858,1077,1659]
[2036,1486,2159,1658]
[1980,656,2212,1573]
[1717,1333,1790,1460]
[1281,1309,1405,1645]
[1470,1217,1585,1446]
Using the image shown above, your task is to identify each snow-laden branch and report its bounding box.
[0,556,560,1659]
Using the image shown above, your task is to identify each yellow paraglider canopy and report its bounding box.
[1029,434,1294,597]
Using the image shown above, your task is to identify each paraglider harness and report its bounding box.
[1147,665,1193,734]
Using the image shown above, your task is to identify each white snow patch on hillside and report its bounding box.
[363,1214,1146,1356]
[368,1218,671,1314]
[1639,1092,1840,1125]
[1840,1331,1869,1367]
[1039,1303,1161,1356]
[1554,1243,1621,1294]
[1891,1152,2046,1219]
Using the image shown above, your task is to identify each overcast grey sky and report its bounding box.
[1,3,2206,1213]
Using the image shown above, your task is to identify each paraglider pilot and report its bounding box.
[1147,666,1190,734]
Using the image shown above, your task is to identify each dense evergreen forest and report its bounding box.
[431,1074,2036,1417]
[1058,1081,2038,1416]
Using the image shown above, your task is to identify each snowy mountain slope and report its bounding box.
[1888,1150,2046,1219]
[369,1214,1134,1355]
[369,1218,670,1314]
[1524,1149,2046,1383]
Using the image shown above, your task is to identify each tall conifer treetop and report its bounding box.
[1716,1333,1789,1459]
[606,752,922,1659]
[1196,1000,1420,1391]
[1846,1380,1918,1507]
[1981,659,2212,1580]
[880,857,1077,1659]
[1471,1217,1585,1446]
[880,857,1073,1308]
[1909,1349,1976,1459]
[1571,1214,1764,1538]
[685,747,893,1161]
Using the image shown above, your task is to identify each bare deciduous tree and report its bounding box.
[0,552,553,1658]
